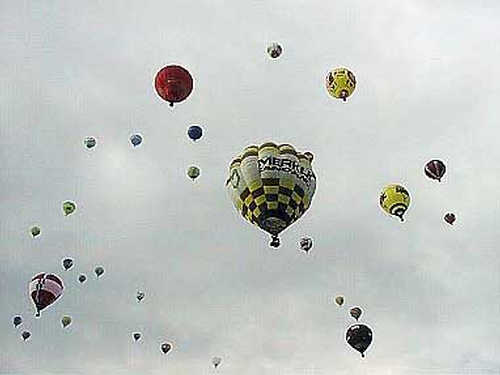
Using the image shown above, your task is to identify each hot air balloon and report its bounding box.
[154,65,193,107]
[130,134,143,147]
[95,266,104,278]
[299,236,313,253]
[161,342,172,354]
[133,332,141,342]
[379,184,411,222]
[350,307,362,321]
[424,160,446,182]
[346,324,372,358]
[444,213,456,225]
[326,68,356,102]
[78,274,87,284]
[136,291,145,302]
[62,258,73,271]
[62,201,76,216]
[226,143,316,248]
[30,226,40,237]
[22,331,31,341]
[187,166,200,181]
[188,125,203,141]
[61,316,72,328]
[29,273,64,317]
[212,357,222,369]
[267,42,282,59]
[335,296,344,307]
[84,137,96,149]
[13,316,22,328]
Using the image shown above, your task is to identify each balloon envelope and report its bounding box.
[30,226,41,237]
[22,331,31,341]
[212,357,222,368]
[29,273,64,317]
[136,291,145,302]
[188,125,203,141]
[130,134,143,147]
[62,201,76,216]
[346,324,372,358]
[133,332,141,341]
[379,184,410,221]
[61,316,72,328]
[335,296,344,306]
[350,307,362,321]
[226,143,316,248]
[424,160,446,182]
[187,166,200,180]
[95,266,105,277]
[326,68,356,101]
[154,65,193,106]
[13,316,22,327]
[299,237,313,252]
[444,213,456,225]
[267,42,282,58]
[62,258,73,271]
[84,137,96,149]
[78,274,87,283]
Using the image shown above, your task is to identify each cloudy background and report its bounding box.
[1,0,500,374]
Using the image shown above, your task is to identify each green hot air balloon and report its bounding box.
[335,295,344,307]
[61,316,72,328]
[187,166,200,181]
[62,201,76,216]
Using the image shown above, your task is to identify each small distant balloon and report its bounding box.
[346,324,373,358]
[62,201,76,216]
[187,166,200,181]
[424,159,446,182]
[136,291,145,302]
[267,42,282,59]
[30,226,41,238]
[130,134,143,147]
[350,307,362,321]
[61,316,72,328]
[299,237,313,253]
[335,296,344,307]
[188,125,203,141]
[62,258,74,271]
[13,316,22,328]
[84,137,96,149]
[78,274,87,283]
[22,331,31,341]
[95,266,105,278]
[161,342,172,354]
[444,213,456,225]
[212,356,222,368]
[133,332,141,342]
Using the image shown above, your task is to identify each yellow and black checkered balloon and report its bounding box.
[226,143,316,245]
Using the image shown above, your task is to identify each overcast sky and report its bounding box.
[1,0,500,374]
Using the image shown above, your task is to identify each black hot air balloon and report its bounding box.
[346,324,373,358]
[444,213,456,225]
[424,160,446,182]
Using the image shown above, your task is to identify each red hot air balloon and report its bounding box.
[424,160,446,182]
[29,273,64,317]
[154,65,193,107]
[444,213,456,225]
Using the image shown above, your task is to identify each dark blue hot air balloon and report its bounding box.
[187,125,203,141]
[130,134,143,147]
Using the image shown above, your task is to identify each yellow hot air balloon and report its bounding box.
[379,184,411,221]
[326,67,356,102]
[226,142,316,248]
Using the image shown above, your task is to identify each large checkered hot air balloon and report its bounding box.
[29,273,64,317]
[226,142,316,248]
